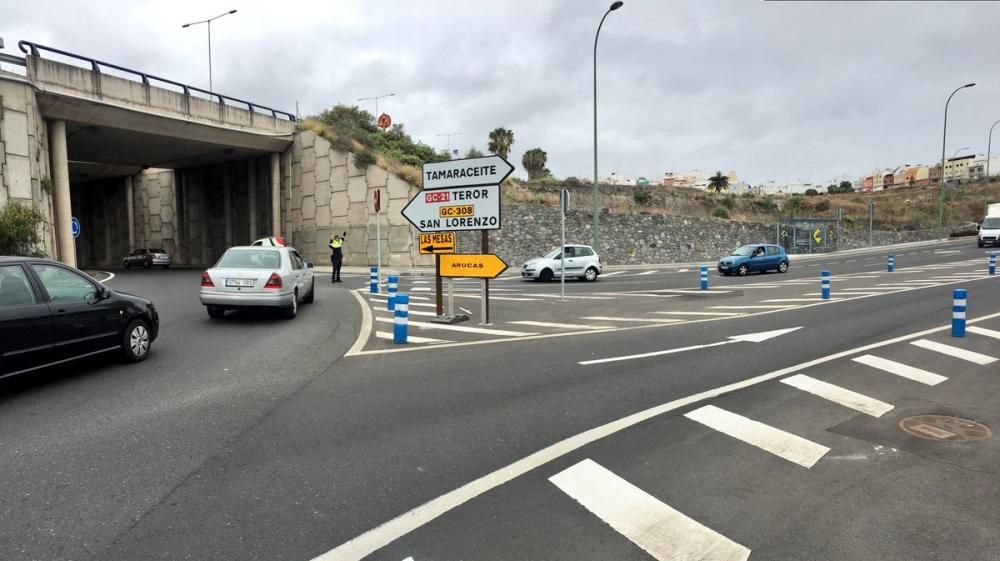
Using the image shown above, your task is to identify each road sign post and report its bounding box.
[481,232,489,325]
[560,188,569,302]
[374,189,382,290]
[436,254,443,316]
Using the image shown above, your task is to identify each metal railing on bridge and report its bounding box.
[18,40,296,122]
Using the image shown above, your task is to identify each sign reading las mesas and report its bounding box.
[422,155,514,190]
[402,184,501,232]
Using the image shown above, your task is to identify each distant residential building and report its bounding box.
[969,155,1000,180]
[929,164,942,183]
[944,154,975,181]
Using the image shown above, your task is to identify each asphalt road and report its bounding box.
[2,238,999,561]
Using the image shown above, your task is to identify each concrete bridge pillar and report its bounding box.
[125,175,136,251]
[248,159,258,241]
[223,164,233,248]
[271,153,281,236]
[48,120,76,267]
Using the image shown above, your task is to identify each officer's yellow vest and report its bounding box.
[329,238,343,249]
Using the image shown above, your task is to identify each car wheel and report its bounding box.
[283,291,298,319]
[978,241,985,248]
[303,278,315,303]
[163,265,170,269]
[121,318,151,362]
[583,267,599,282]
[123,260,131,269]
[207,306,225,319]
[539,268,554,283]
[737,264,749,276]
[777,260,789,273]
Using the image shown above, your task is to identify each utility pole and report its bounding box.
[182,9,238,92]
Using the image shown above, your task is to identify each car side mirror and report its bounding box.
[306,262,314,269]
[553,255,561,260]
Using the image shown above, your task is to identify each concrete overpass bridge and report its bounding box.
[1,41,297,267]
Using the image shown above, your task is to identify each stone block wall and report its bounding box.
[0,72,55,256]
[70,178,129,266]
[288,131,424,268]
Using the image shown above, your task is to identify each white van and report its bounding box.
[979,215,1000,248]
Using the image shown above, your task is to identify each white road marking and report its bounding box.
[876,283,932,287]
[638,270,658,275]
[95,271,116,283]
[411,287,432,292]
[967,326,1000,340]
[375,331,451,344]
[582,316,682,323]
[684,405,829,468]
[602,271,627,277]
[550,459,752,561]
[781,374,893,417]
[709,305,796,309]
[579,328,801,365]
[510,321,615,330]
[374,317,537,337]
[661,289,734,295]
[372,299,438,309]
[910,339,998,365]
[678,268,690,272]
[852,354,947,385]
[839,275,880,279]
[764,298,842,302]
[838,287,898,292]
[532,294,615,300]
[345,290,374,357]
[651,311,744,316]
[846,259,857,263]
[318,312,1000,559]
[459,307,472,315]
[452,294,538,302]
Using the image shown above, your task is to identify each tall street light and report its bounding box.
[435,132,463,159]
[592,0,624,252]
[939,82,975,229]
[952,147,970,158]
[182,9,238,92]
[358,93,396,123]
[987,119,1000,214]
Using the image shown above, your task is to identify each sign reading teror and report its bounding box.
[402,185,501,232]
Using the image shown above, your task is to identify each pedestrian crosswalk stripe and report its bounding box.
[851,354,947,385]
[684,405,829,468]
[781,374,893,417]
[374,317,537,337]
[966,326,1000,341]
[651,311,743,316]
[910,339,998,365]
[533,294,615,300]
[370,298,438,309]
[582,316,682,323]
[375,331,450,344]
[452,294,537,302]
[510,320,615,330]
[764,298,842,302]
[709,305,796,309]
[550,459,752,561]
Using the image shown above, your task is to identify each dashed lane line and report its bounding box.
[582,316,683,324]
[851,354,947,385]
[966,326,1000,340]
[763,298,841,303]
[684,405,830,468]
[375,331,451,344]
[709,305,797,310]
[910,339,998,365]
[550,459,752,561]
[510,321,615,330]
[651,311,744,316]
[781,374,893,417]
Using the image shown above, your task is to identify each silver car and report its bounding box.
[521,244,603,282]
[199,246,315,319]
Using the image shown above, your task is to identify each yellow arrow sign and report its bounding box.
[813,228,823,243]
[419,232,455,254]
[440,253,508,279]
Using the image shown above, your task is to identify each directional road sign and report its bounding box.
[812,228,823,244]
[71,217,81,239]
[422,155,513,190]
[402,184,501,232]
[439,253,507,279]
[419,232,456,254]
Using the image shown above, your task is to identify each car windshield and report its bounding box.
[542,248,562,259]
[216,249,282,269]
[730,245,756,256]
[150,248,166,254]
[982,218,1000,229]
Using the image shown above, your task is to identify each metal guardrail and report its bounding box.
[18,40,296,122]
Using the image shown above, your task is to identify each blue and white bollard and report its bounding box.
[394,294,409,344]
[387,275,399,311]
[821,270,831,300]
[990,252,996,276]
[369,266,379,294]
[887,254,894,272]
[700,265,709,290]
[952,288,967,337]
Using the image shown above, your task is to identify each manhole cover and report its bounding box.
[899,415,992,442]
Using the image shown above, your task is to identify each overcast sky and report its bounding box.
[3,0,998,184]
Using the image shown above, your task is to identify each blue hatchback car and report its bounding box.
[718,244,789,276]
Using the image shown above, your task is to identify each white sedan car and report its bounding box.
[199,246,315,319]
[521,244,603,282]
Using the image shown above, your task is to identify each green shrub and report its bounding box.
[815,200,831,212]
[353,149,377,168]
[712,206,730,219]
[721,192,736,209]
[564,176,583,187]
[805,188,819,196]
[0,201,46,256]
[633,189,652,205]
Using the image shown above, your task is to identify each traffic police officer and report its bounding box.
[329,232,346,283]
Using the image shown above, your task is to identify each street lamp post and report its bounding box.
[987,119,1000,214]
[435,132,463,159]
[938,83,975,230]
[182,9,237,92]
[592,0,624,252]
[953,147,970,158]
[357,93,396,123]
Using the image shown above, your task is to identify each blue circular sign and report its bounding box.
[71,217,81,239]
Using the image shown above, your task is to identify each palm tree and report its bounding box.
[708,171,729,193]
[487,128,515,160]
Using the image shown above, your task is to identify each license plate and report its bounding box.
[226,278,254,287]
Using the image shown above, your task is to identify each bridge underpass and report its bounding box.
[15,41,297,267]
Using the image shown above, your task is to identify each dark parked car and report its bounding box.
[123,248,172,269]
[0,256,159,380]
[718,244,790,276]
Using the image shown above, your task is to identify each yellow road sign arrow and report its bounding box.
[813,228,823,243]
[440,253,508,279]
